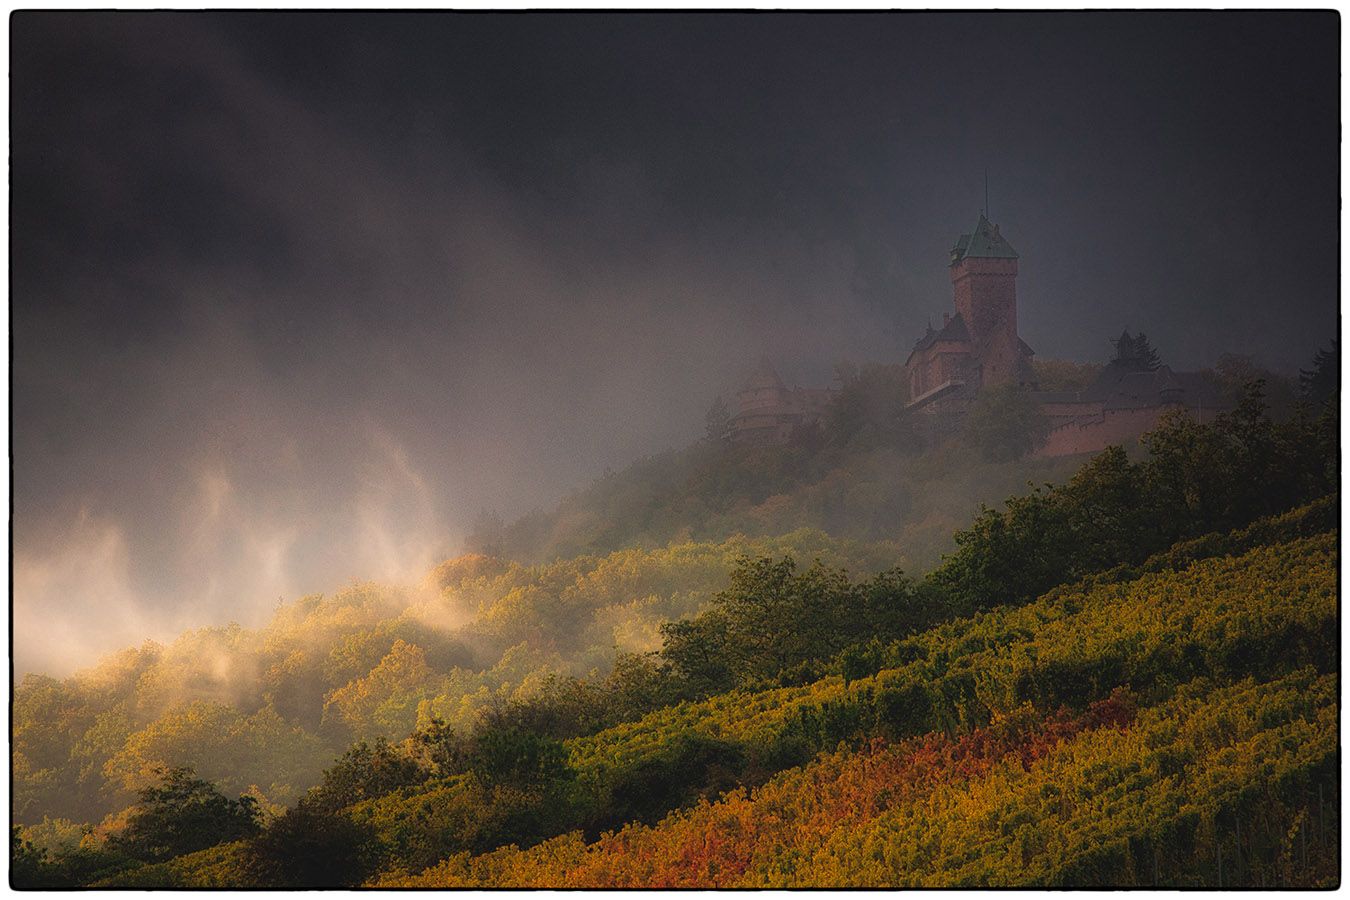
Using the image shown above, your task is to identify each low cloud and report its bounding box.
[12,14,1336,675]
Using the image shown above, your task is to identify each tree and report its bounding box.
[716,557,830,684]
[12,826,58,888]
[467,653,684,744]
[1110,331,1162,371]
[1209,354,1297,419]
[242,799,378,888]
[304,738,426,815]
[603,652,681,722]
[1299,340,1339,406]
[322,640,434,740]
[704,396,734,445]
[1131,332,1162,370]
[659,614,734,697]
[661,556,931,692]
[468,727,572,790]
[824,362,917,452]
[110,767,261,863]
[930,488,1070,614]
[1058,445,1153,573]
[1290,344,1340,497]
[1142,382,1305,536]
[934,382,1338,615]
[963,384,1051,462]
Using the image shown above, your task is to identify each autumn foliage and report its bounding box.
[384,672,1336,888]
[13,385,1340,888]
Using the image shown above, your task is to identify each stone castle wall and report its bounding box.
[1034,403,1222,458]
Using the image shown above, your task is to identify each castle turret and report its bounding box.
[728,357,837,445]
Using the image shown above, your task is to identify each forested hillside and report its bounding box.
[473,362,1090,565]
[472,356,1297,566]
[12,371,1340,888]
[13,529,891,829]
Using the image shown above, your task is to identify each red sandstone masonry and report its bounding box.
[1035,404,1222,457]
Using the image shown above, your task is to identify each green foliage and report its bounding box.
[109,766,261,864]
[322,639,436,741]
[589,732,747,834]
[660,558,940,694]
[440,653,682,745]
[704,396,733,444]
[825,362,921,452]
[343,776,501,876]
[468,728,573,790]
[963,383,1051,462]
[483,528,1327,881]
[933,446,1145,612]
[657,617,735,697]
[374,513,1338,888]
[1299,339,1338,406]
[1207,353,1298,418]
[11,352,1339,887]
[240,799,380,888]
[1111,330,1162,371]
[935,386,1337,613]
[306,738,428,815]
[13,816,91,862]
[103,700,333,812]
[1144,381,1331,531]
[12,826,57,889]
[28,511,1337,887]
[1072,493,1338,591]
[1030,358,1102,391]
[230,515,1334,886]
[10,832,136,889]
[90,840,254,888]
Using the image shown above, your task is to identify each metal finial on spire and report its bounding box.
[984,169,990,221]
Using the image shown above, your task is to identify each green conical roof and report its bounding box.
[951,214,1018,263]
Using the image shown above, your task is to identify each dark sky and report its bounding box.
[12,12,1339,673]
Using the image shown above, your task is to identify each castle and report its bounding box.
[904,214,1035,412]
[726,211,1225,455]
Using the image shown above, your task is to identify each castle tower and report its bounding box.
[949,214,1019,350]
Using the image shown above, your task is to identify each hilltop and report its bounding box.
[471,353,1296,568]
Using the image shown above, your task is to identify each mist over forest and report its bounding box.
[12,13,1337,677]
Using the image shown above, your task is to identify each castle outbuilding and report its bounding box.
[728,357,836,445]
